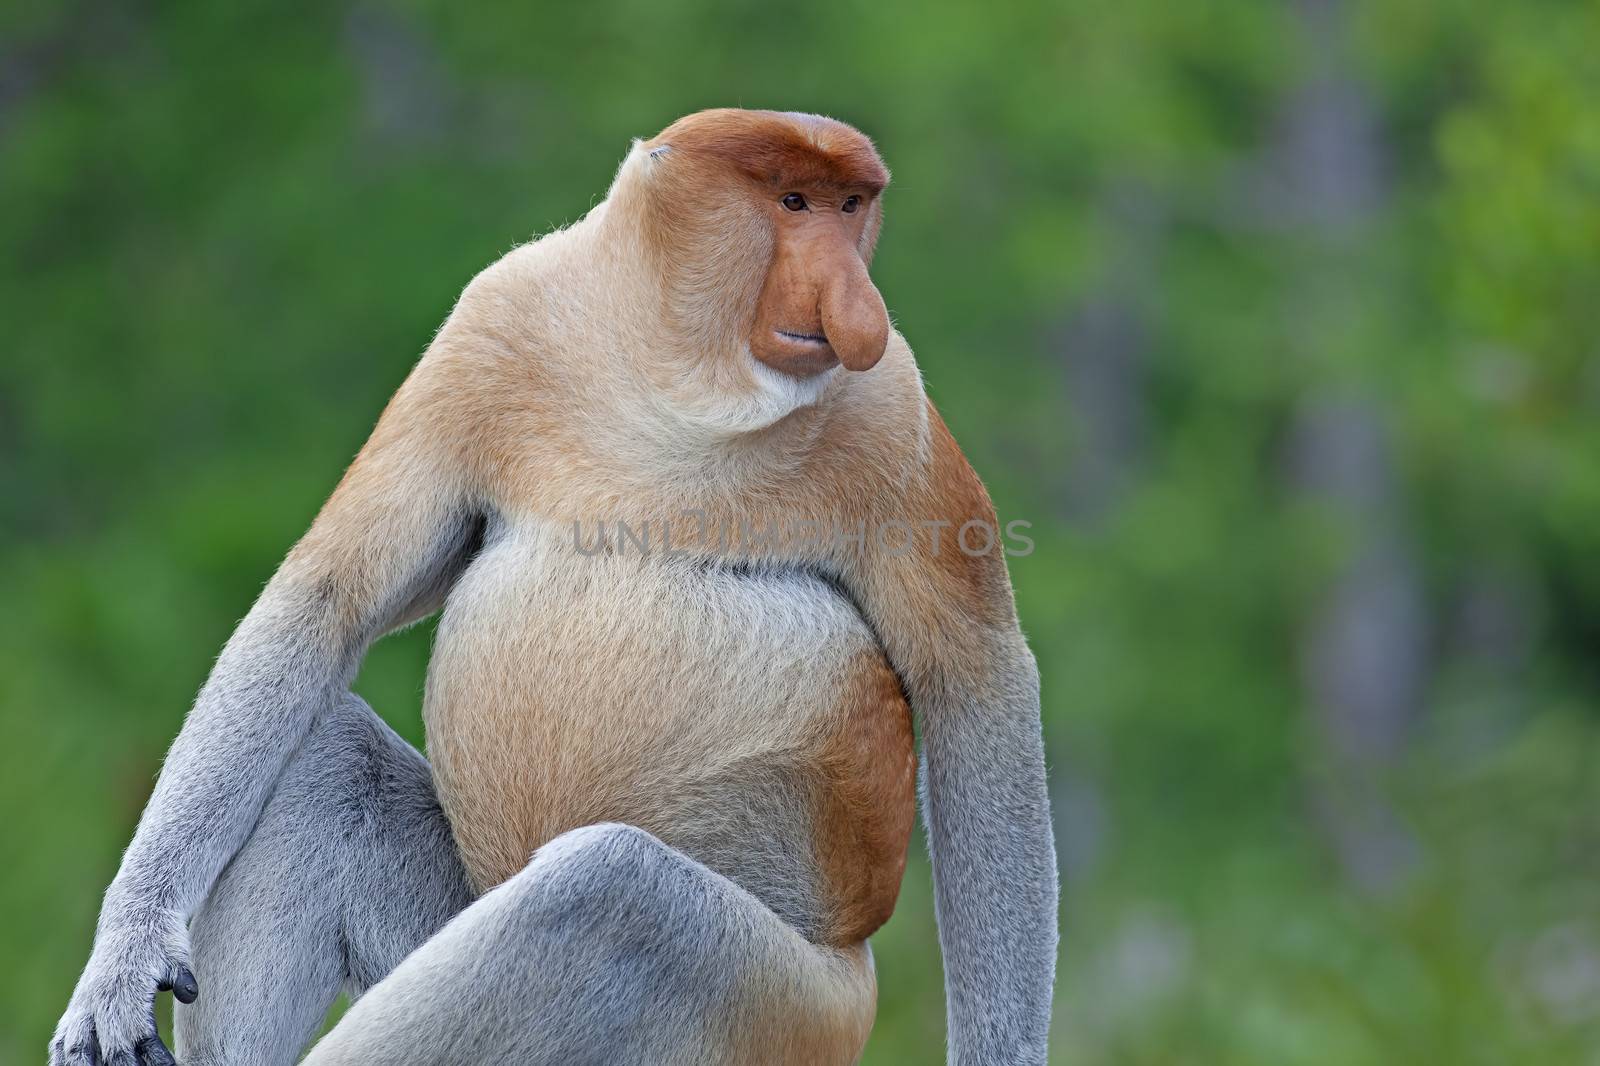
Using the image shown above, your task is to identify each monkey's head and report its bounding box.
[628,109,891,384]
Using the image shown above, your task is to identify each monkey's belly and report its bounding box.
[422,529,916,947]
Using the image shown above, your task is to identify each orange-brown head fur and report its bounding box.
[632,109,891,381]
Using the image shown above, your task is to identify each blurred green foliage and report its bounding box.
[4,0,1600,1062]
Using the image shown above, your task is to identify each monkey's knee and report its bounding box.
[492,824,743,984]
[521,822,667,884]
[263,691,441,846]
[501,824,873,1064]
[497,823,692,933]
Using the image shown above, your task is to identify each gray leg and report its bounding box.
[302,824,879,1066]
[176,692,472,1066]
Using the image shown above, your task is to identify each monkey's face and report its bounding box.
[640,110,891,383]
[746,184,888,379]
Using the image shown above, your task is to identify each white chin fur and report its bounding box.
[659,352,840,438]
[751,357,839,413]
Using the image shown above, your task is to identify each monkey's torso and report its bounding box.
[423,514,917,948]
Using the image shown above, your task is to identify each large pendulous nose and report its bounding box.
[819,244,889,372]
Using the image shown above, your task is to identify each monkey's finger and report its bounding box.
[164,965,199,1004]
[156,965,198,1004]
[54,1020,101,1066]
[51,1038,98,1066]
[134,1035,176,1066]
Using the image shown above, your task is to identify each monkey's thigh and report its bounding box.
[175,692,473,1066]
[301,822,879,1066]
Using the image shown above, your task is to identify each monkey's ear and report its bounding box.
[609,139,667,201]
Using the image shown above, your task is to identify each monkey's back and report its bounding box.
[422,517,917,948]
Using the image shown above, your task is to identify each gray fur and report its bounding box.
[49,507,481,1066]
[303,822,794,1066]
[79,686,866,1066]
[917,640,1058,1064]
[169,685,862,1066]
[175,692,470,1066]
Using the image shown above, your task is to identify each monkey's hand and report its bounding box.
[49,899,198,1066]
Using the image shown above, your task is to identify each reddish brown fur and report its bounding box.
[812,653,917,946]
[649,109,890,192]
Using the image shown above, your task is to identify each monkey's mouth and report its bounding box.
[774,329,829,346]
[755,328,840,379]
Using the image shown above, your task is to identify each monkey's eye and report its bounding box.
[781,192,808,212]
[842,195,861,214]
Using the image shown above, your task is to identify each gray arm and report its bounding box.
[51,370,480,1066]
[919,642,1058,1064]
[845,402,1059,1064]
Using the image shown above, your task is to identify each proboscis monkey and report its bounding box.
[51,109,1057,1066]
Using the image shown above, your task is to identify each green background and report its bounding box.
[5,0,1600,1061]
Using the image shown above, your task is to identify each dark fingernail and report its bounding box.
[173,966,199,1004]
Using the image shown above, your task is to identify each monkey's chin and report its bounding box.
[748,354,841,420]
